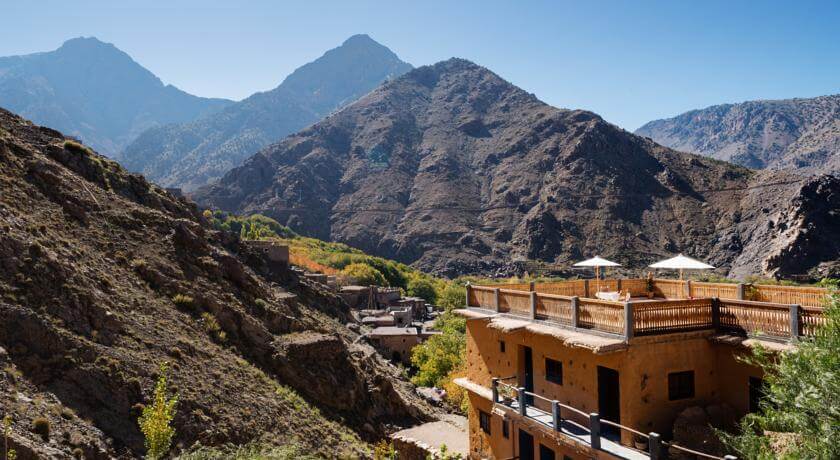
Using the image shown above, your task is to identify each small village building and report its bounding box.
[368,326,423,363]
[391,415,469,460]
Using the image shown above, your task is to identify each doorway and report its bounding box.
[597,366,621,437]
[519,429,535,460]
[520,345,534,405]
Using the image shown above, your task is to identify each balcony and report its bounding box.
[463,279,828,343]
[476,377,738,460]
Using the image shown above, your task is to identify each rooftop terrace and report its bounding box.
[462,278,830,343]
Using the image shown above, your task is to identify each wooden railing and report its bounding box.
[578,298,625,335]
[633,298,714,336]
[465,282,829,341]
[690,282,740,300]
[751,284,828,307]
[621,278,649,297]
[652,279,686,298]
[534,293,573,325]
[534,280,587,297]
[718,299,792,339]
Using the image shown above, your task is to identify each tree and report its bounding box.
[436,283,466,311]
[410,311,466,388]
[341,263,387,286]
[723,291,840,459]
[139,363,178,460]
[407,276,437,304]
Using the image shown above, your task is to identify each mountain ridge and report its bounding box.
[120,34,413,191]
[195,58,840,279]
[635,94,840,173]
[0,37,232,155]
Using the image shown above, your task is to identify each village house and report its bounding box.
[455,278,829,460]
[367,325,443,364]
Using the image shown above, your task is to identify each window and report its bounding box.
[479,410,491,434]
[502,419,509,438]
[499,340,506,353]
[749,377,765,413]
[668,371,695,400]
[539,444,556,460]
[545,358,563,385]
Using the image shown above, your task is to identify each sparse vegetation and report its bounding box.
[372,440,397,460]
[410,308,468,413]
[3,415,16,460]
[178,441,320,460]
[201,312,227,343]
[63,140,93,156]
[172,294,195,310]
[722,290,839,459]
[30,417,49,441]
[139,363,178,460]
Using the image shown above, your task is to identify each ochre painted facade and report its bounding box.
[461,317,765,459]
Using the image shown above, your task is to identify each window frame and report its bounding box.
[545,358,563,385]
[479,410,491,434]
[668,370,695,401]
[499,340,506,353]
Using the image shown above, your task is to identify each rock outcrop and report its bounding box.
[194,59,840,279]
[0,108,435,459]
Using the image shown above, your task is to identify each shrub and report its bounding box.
[410,311,466,388]
[31,417,50,441]
[4,415,16,460]
[201,312,227,343]
[172,294,194,310]
[139,363,178,460]
[63,140,92,156]
[373,441,397,460]
[437,283,466,311]
[72,448,84,459]
[341,263,387,287]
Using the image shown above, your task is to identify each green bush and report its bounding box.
[410,311,466,387]
[437,283,467,311]
[31,417,50,441]
[341,263,387,286]
[406,276,437,304]
[139,363,178,460]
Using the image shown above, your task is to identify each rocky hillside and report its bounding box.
[195,59,840,280]
[0,108,435,459]
[121,35,412,191]
[636,95,840,173]
[0,37,231,156]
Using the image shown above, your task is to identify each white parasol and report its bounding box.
[649,254,714,280]
[574,256,621,292]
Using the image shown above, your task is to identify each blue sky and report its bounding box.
[3,0,838,130]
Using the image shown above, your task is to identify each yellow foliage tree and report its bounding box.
[138,363,178,460]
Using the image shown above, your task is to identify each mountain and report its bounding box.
[0,109,434,458]
[636,95,840,173]
[194,59,840,279]
[0,37,231,156]
[121,34,413,191]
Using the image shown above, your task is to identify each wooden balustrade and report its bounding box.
[498,289,531,316]
[751,284,829,307]
[633,299,714,335]
[690,282,739,300]
[534,293,573,325]
[534,280,587,297]
[652,279,686,299]
[468,285,497,309]
[718,299,792,339]
[578,298,625,335]
[621,278,649,296]
[466,280,829,340]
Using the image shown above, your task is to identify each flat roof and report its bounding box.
[390,416,468,458]
[369,326,418,336]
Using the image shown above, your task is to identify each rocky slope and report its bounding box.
[636,95,840,173]
[195,59,840,279]
[0,37,231,156]
[121,35,412,191]
[0,108,435,459]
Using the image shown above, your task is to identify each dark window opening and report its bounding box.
[479,410,491,434]
[546,358,563,385]
[500,340,506,353]
[502,419,509,438]
[749,376,766,413]
[539,444,556,460]
[668,371,695,400]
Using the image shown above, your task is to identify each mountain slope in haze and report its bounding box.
[121,34,413,191]
[0,37,231,156]
[195,59,840,279]
[636,95,840,173]
[0,109,434,459]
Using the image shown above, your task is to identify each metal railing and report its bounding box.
[491,378,737,460]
